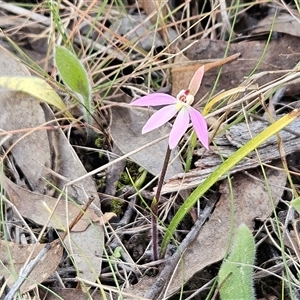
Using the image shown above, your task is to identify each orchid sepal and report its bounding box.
[129,93,176,107]
[142,105,178,134]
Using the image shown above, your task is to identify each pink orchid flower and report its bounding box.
[130,65,209,149]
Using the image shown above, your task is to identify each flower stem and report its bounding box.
[151,146,171,261]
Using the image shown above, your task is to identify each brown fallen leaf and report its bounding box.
[252,13,300,38]
[3,175,116,231]
[171,52,241,97]
[0,45,104,284]
[40,287,103,300]
[0,239,63,294]
[19,240,63,293]
[0,46,52,195]
[138,0,168,39]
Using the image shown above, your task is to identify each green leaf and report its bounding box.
[55,46,93,127]
[218,224,256,300]
[0,76,72,118]
[113,246,122,259]
[55,46,91,99]
[291,197,300,213]
[161,109,300,254]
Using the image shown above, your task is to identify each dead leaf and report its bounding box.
[138,0,168,39]
[104,15,176,51]
[175,35,300,101]
[0,239,63,293]
[171,52,240,97]
[0,45,100,208]
[20,240,63,293]
[0,47,53,195]
[0,45,103,283]
[0,240,44,269]
[252,13,300,38]
[100,212,117,224]
[40,287,104,300]
[138,0,167,23]
[64,223,104,283]
[3,176,109,232]
[0,76,72,118]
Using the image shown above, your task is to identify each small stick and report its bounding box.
[172,53,241,74]
[3,241,60,300]
[60,195,95,241]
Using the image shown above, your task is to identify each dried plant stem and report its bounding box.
[151,146,172,261]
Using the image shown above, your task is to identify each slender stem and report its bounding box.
[151,146,172,261]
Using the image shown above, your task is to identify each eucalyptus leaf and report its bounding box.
[0,76,72,118]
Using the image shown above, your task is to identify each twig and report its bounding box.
[3,241,60,300]
[0,1,50,25]
[60,195,95,241]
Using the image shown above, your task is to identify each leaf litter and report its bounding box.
[3,176,115,232]
[0,1,300,299]
[0,46,104,294]
[0,239,63,294]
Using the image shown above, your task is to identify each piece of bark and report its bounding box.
[162,117,300,193]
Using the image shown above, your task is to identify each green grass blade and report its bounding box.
[161,109,300,254]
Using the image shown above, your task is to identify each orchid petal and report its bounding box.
[169,107,190,149]
[188,106,209,149]
[188,66,204,96]
[142,104,178,134]
[130,93,176,107]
